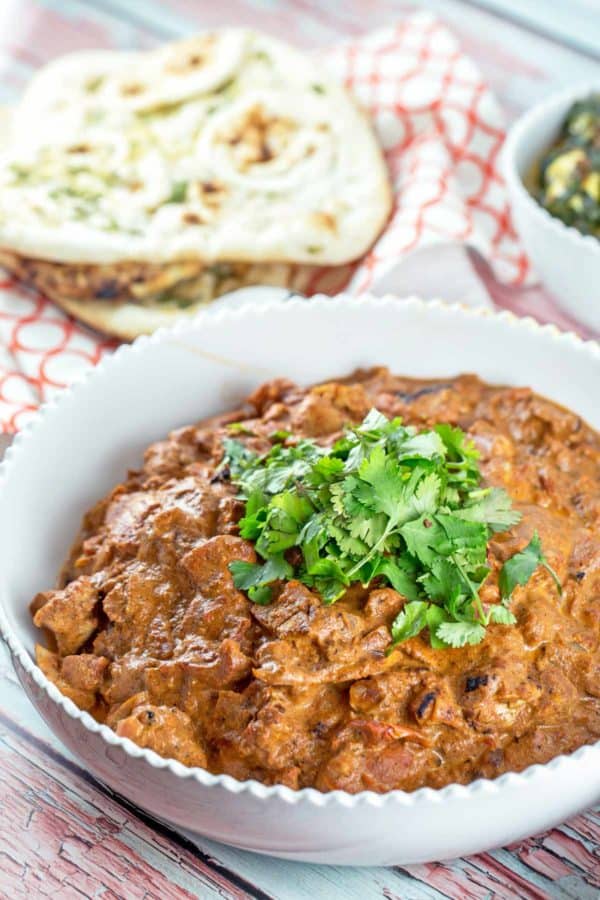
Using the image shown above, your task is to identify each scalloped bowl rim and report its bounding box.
[503,80,600,255]
[1,293,600,812]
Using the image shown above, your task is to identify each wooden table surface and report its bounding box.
[1,2,600,898]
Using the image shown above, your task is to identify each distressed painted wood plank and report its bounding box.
[399,861,504,900]
[400,857,552,900]
[565,811,600,847]
[480,847,576,897]
[80,0,600,118]
[3,0,595,120]
[471,0,600,57]
[457,854,553,900]
[0,714,266,899]
[0,0,116,63]
[538,834,600,888]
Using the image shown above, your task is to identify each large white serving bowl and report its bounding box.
[0,294,599,866]
[503,83,600,333]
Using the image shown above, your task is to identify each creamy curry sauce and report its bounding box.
[31,369,600,793]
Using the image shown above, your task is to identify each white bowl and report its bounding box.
[1,294,599,866]
[503,83,600,333]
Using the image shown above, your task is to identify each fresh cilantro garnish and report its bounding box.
[227,421,255,435]
[224,410,559,648]
[390,600,429,643]
[270,429,292,443]
[435,620,487,648]
[219,438,255,474]
[453,487,522,532]
[229,556,293,605]
[499,531,562,601]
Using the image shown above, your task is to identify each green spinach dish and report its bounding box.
[537,94,600,238]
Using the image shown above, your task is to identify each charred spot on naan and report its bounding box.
[222,104,298,170]
[184,180,229,221]
[162,35,218,76]
[0,250,207,304]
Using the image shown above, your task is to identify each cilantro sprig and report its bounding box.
[499,531,562,601]
[222,410,559,648]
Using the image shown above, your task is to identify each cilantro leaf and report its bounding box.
[413,473,441,514]
[398,430,446,460]
[373,556,421,602]
[499,531,562,600]
[435,423,480,487]
[487,604,517,625]
[391,601,429,644]
[435,423,479,462]
[420,556,465,605]
[227,421,255,436]
[455,487,522,533]
[229,555,292,602]
[306,456,345,486]
[326,521,369,558]
[248,585,273,605]
[400,514,450,566]
[238,489,268,539]
[229,560,264,590]
[304,555,348,603]
[270,429,291,442]
[436,514,488,566]
[436,621,487,647]
[221,438,257,476]
[425,604,454,648]
[255,492,313,555]
[357,446,408,521]
[357,408,390,432]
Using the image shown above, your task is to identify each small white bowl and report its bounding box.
[503,83,600,333]
[0,294,599,865]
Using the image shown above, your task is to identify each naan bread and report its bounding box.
[0,248,315,340]
[0,30,391,337]
[1,30,390,265]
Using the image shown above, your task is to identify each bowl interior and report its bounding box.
[510,105,564,182]
[507,83,600,187]
[0,297,598,662]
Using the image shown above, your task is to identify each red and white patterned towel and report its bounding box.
[0,11,529,433]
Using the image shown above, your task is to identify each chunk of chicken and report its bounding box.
[33,577,99,656]
[115,704,207,768]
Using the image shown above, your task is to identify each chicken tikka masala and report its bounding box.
[31,369,600,793]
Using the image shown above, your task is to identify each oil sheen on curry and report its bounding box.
[31,370,600,793]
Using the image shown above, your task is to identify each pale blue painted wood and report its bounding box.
[471,0,600,57]
[29,0,600,123]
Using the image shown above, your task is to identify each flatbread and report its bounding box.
[0,30,391,266]
[0,248,316,340]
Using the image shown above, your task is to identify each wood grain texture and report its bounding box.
[0,2,599,897]
[468,0,600,57]
[0,0,598,113]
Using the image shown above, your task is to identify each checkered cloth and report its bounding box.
[0,11,528,432]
